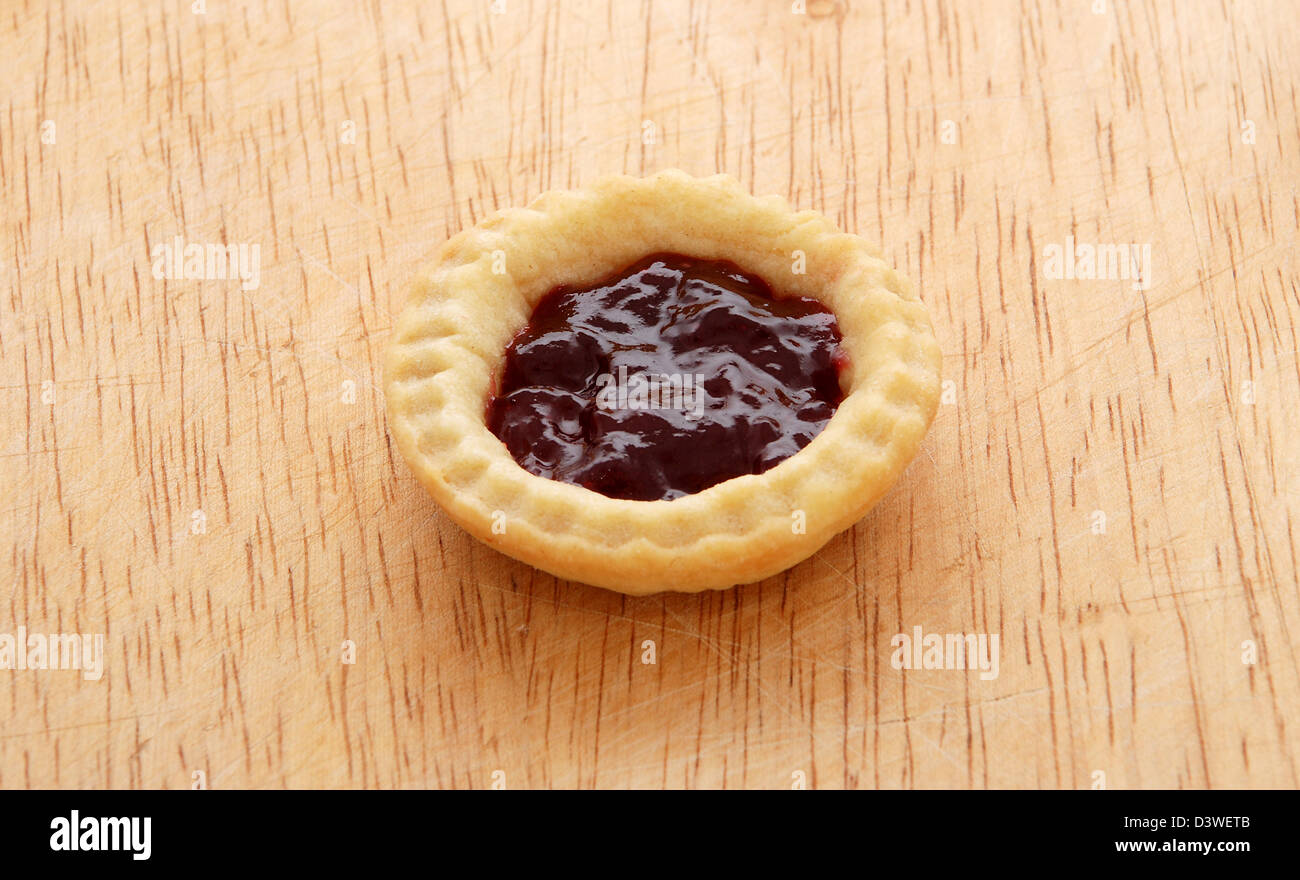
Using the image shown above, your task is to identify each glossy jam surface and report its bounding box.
[487,254,845,501]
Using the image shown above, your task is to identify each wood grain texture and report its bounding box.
[2,0,1298,789]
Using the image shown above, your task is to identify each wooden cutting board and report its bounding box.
[4,0,1297,789]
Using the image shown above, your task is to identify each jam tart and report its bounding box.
[384,170,941,594]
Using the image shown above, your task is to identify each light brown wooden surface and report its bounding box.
[3,0,1298,789]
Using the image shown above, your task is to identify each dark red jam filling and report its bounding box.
[486,253,845,501]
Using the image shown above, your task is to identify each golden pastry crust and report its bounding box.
[384,170,941,594]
